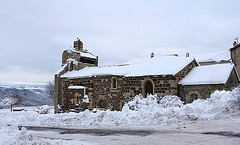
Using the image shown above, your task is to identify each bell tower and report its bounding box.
[73,37,83,51]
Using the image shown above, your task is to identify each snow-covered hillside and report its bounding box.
[0,85,53,108]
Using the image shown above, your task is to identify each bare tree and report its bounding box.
[0,95,23,111]
[45,81,55,100]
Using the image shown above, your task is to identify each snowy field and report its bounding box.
[0,87,240,145]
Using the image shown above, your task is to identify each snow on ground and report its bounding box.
[0,87,240,144]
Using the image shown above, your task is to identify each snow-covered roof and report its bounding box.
[65,47,97,59]
[194,50,230,63]
[61,56,195,78]
[178,63,234,85]
[66,47,79,54]
[80,51,97,59]
[55,63,68,75]
[68,86,87,89]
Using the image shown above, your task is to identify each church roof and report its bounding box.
[66,47,97,59]
[80,51,97,59]
[178,63,235,85]
[194,50,230,63]
[61,56,195,78]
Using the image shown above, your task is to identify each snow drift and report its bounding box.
[0,86,240,144]
[3,86,239,128]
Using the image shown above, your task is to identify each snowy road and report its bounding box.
[21,121,240,145]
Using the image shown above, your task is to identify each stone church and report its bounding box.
[54,38,239,113]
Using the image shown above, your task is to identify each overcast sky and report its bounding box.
[0,0,240,85]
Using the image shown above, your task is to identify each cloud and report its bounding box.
[0,0,240,84]
[0,66,53,85]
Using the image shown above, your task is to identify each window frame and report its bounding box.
[111,77,117,89]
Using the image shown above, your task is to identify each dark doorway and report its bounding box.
[145,81,153,97]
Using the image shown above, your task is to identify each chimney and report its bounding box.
[233,41,237,47]
[186,52,189,58]
[233,37,238,47]
[151,52,154,58]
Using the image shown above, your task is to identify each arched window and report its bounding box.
[190,93,198,103]
[145,80,153,97]
[70,62,73,71]
[111,77,117,89]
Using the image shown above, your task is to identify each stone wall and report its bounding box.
[54,39,98,113]
[60,74,179,112]
[123,75,178,98]
[60,76,125,111]
[58,60,198,112]
[231,44,240,75]
[175,60,198,82]
[225,69,239,89]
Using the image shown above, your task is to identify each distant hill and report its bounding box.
[0,85,53,108]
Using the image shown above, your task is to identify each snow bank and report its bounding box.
[0,87,240,144]
[38,105,50,114]
[0,126,31,145]
[2,87,238,128]
[0,125,95,145]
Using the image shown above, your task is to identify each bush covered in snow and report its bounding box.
[159,95,183,108]
[38,105,50,114]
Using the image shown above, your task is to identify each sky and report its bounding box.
[0,0,240,85]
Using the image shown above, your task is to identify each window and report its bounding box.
[111,77,117,89]
[80,57,96,64]
[70,62,73,71]
[190,93,198,103]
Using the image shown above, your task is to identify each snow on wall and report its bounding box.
[178,63,234,85]
[68,86,87,89]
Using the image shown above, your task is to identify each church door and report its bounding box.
[145,81,153,97]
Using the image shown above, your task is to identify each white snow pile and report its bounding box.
[159,95,183,108]
[0,125,94,145]
[0,126,32,145]
[126,95,182,111]
[37,105,50,114]
[6,87,237,128]
[82,95,90,103]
